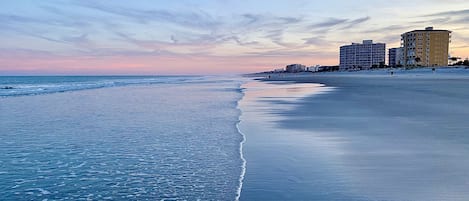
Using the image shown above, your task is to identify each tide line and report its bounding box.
[235,85,247,201]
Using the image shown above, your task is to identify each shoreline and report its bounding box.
[235,82,247,201]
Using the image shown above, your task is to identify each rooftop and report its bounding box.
[405,27,451,33]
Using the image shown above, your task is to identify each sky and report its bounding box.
[1,0,469,75]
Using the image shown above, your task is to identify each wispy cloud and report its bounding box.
[61,34,105,52]
[416,9,469,26]
[239,13,303,27]
[243,48,337,60]
[310,18,348,29]
[422,9,469,17]
[73,1,223,30]
[362,25,412,33]
[308,16,370,32]
[341,16,370,29]
[412,17,452,24]
[302,36,329,46]
[0,11,98,48]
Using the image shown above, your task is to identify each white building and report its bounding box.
[307,65,321,72]
[339,40,386,70]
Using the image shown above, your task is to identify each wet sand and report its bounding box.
[240,68,469,200]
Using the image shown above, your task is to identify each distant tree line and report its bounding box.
[450,57,469,66]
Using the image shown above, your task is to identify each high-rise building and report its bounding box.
[401,27,451,67]
[339,40,386,70]
[389,47,404,67]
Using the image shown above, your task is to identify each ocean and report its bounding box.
[0,76,244,200]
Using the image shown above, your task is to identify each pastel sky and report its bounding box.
[1,0,469,75]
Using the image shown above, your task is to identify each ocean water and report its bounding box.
[0,76,244,200]
[4,71,469,201]
[239,71,469,201]
[0,76,197,97]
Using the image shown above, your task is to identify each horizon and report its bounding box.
[1,0,469,75]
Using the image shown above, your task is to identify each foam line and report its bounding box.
[235,84,247,201]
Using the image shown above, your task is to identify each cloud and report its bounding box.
[361,25,413,34]
[240,13,303,27]
[0,11,98,47]
[0,18,64,43]
[243,48,335,58]
[417,9,469,25]
[340,16,370,29]
[422,9,469,17]
[308,16,370,31]
[412,17,451,24]
[39,5,95,28]
[302,36,329,46]
[1,2,327,59]
[451,16,469,24]
[234,13,305,47]
[170,35,179,44]
[241,14,261,25]
[61,34,96,48]
[112,31,232,57]
[310,18,348,29]
[350,16,371,24]
[263,29,299,48]
[278,16,303,24]
[226,36,259,46]
[0,48,57,57]
[73,1,223,30]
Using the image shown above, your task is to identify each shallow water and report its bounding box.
[0,76,244,200]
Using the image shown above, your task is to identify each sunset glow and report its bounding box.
[1,0,469,75]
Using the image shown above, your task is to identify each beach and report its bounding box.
[2,70,469,200]
[239,68,469,201]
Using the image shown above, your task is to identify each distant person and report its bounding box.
[390,71,394,76]
[432,68,436,73]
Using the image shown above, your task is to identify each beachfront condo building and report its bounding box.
[389,47,404,67]
[339,40,386,70]
[401,27,451,67]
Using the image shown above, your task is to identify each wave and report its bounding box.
[0,76,199,97]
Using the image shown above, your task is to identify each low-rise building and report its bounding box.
[273,68,285,73]
[285,64,306,73]
[306,65,318,72]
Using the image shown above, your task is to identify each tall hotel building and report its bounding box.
[401,27,451,66]
[339,40,386,70]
